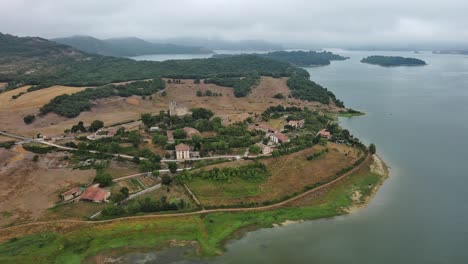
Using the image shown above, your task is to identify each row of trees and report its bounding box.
[39,79,165,118]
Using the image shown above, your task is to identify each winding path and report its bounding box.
[0,154,370,233]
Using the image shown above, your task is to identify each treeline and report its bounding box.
[176,162,268,182]
[101,196,185,218]
[307,148,328,160]
[287,73,344,107]
[39,79,164,118]
[204,72,260,97]
[261,50,348,66]
[360,56,427,67]
[213,50,349,67]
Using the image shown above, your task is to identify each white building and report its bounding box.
[175,143,190,160]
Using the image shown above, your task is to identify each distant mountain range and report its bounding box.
[51,36,213,57]
[151,37,283,51]
[433,50,468,55]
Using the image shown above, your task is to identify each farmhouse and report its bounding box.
[175,143,190,160]
[80,187,111,203]
[61,187,83,201]
[270,132,290,144]
[318,129,332,139]
[169,101,190,117]
[287,119,305,128]
[256,143,272,155]
[87,127,119,140]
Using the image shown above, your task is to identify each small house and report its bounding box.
[175,143,190,160]
[256,143,272,155]
[270,132,290,144]
[287,119,305,128]
[149,126,159,132]
[61,187,83,201]
[318,129,331,139]
[80,187,110,203]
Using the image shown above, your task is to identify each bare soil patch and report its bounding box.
[0,146,95,226]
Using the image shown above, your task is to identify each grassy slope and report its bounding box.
[0,160,386,264]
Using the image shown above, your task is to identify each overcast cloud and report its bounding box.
[1,0,467,48]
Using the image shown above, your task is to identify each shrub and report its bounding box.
[23,114,35,124]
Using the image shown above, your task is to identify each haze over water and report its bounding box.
[124,51,468,263]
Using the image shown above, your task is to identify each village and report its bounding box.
[31,99,352,219]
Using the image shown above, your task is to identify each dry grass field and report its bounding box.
[188,143,362,207]
[0,146,95,227]
[0,77,340,138]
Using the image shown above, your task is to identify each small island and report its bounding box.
[361,55,427,67]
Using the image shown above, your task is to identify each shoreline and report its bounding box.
[0,153,390,263]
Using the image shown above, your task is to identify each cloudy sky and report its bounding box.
[1,0,467,48]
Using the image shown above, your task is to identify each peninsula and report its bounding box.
[0,33,388,263]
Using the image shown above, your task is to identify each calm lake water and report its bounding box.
[122,51,468,263]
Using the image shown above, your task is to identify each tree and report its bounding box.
[128,131,142,147]
[120,187,129,198]
[132,155,140,164]
[161,175,172,185]
[95,172,112,187]
[196,90,203,97]
[168,162,178,174]
[153,134,168,146]
[23,114,35,124]
[369,143,376,154]
[161,91,167,96]
[141,113,153,127]
[71,121,87,133]
[194,78,200,84]
[89,120,104,132]
[205,90,213,96]
[249,145,262,154]
[32,155,39,162]
[192,108,214,120]
[152,170,160,177]
[273,93,285,99]
[173,128,186,139]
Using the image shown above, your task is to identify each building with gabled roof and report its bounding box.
[175,143,190,160]
[80,187,110,203]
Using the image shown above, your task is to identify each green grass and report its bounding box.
[187,177,266,205]
[0,164,386,263]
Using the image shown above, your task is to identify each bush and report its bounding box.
[273,93,285,99]
[23,114,35,124]
[94,171,112,187]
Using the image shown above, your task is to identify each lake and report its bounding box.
[124,51,468,263]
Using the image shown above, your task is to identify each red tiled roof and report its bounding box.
[80,187,109,202]
[274,133,289,142]
[175,143,190,151]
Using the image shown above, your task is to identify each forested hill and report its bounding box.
[361,55,427,66]
[52,36,213,57]
[0,33,345,115]
[213,50,349,66]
